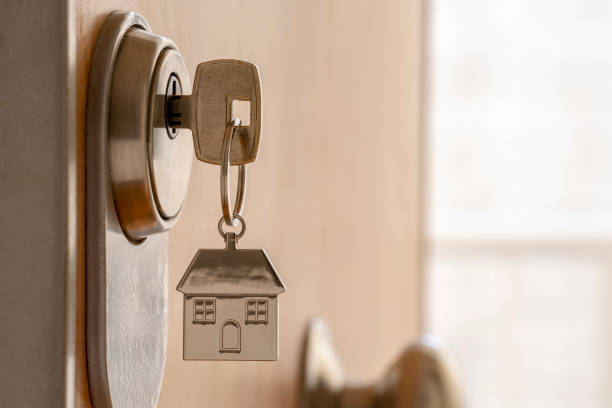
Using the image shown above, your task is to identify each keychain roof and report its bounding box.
[176,232,285,297]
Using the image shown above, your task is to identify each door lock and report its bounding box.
[104,17,261,240]
[108,28,193,240]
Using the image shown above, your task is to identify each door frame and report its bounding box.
[0,1,77,407]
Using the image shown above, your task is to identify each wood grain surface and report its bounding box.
[76,1,424,406]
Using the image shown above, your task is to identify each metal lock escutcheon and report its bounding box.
[108,24,192,240]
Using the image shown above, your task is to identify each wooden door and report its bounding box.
[76,1,424,406]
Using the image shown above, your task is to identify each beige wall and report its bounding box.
[77,1,424,407]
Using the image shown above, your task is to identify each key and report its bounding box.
[168,59,262,165]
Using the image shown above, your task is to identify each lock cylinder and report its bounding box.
[108,27,192,240]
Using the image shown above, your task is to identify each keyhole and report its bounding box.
[165,74,182,139]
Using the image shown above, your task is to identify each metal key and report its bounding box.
[167,59,261,165]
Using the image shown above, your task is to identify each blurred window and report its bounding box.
[424,1,612,407]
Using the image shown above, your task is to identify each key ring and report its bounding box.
[218,214,246,240]
[221,118,247,226]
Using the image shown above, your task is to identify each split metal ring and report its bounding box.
[218,214,246,240]
[220,118,247,225]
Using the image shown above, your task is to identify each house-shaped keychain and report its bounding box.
[176,232,286,360]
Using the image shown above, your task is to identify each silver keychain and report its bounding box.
[177,118,286,361]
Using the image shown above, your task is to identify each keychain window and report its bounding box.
[245,299,268,324]
[193,298,216,324]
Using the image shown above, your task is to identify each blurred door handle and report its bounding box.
[299,319,462,408]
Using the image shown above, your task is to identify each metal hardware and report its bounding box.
[108,24,192,240]
[221,118,247,225]
[176,232,285,360]
[218,214,246,240]
[168,59,262,165]
[164,74,182,139]
[86,11,185,407]
[299,319,462,408]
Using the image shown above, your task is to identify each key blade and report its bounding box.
[192,59,261,165]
